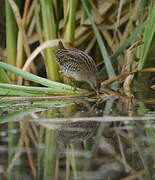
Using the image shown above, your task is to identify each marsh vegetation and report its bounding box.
[1,0,155,179]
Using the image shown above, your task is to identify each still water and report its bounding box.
[1,85,155,180]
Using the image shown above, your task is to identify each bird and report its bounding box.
[56,121,99,148]
[54,40,100,92]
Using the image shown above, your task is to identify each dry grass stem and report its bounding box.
[22,39,61,71]
[7,0,31,57]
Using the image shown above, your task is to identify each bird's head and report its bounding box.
[88,76,101,93]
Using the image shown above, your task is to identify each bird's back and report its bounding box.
[54,48,97,75]
[54,41,100,91]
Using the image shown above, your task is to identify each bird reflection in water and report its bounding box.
[56,120,99,149]
[56,100,102,151]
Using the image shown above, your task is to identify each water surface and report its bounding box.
[1,86,155,180]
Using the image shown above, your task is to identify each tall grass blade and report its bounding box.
[70,144,78,180]
[111,23,145,62]
[92,99,114,152]
[138,1,155,70]
[5,1,18,81]
[39,0,59,81]
[65,0,78,44]
[44,128,56,178]
[81,0,116,78]
[137,102,153,178]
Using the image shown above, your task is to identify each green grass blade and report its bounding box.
[5,0,18,81]
[0,107,45,123]
[92,99,114,152]
[81,0,116,78]
[39,0,59,81]
[70,144,78,180]
[0,89,40,96]
[111,23,145,61]
[44,129,56,179]
[65,0,78,43]
[138,1,155,70]
[0,83,86,95]
[0,68,11,83]
[0,62,85,93]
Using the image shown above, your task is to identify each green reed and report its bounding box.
[0,62,86,95]
[82,0,116,78]
[44,129,56,179]
[137,0,155,70]
[64,0,78,44]
[5,1,18,81]
[39,0,59,81]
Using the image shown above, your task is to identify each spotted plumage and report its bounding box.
[54,41,100,91]
[56,121,99,147]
